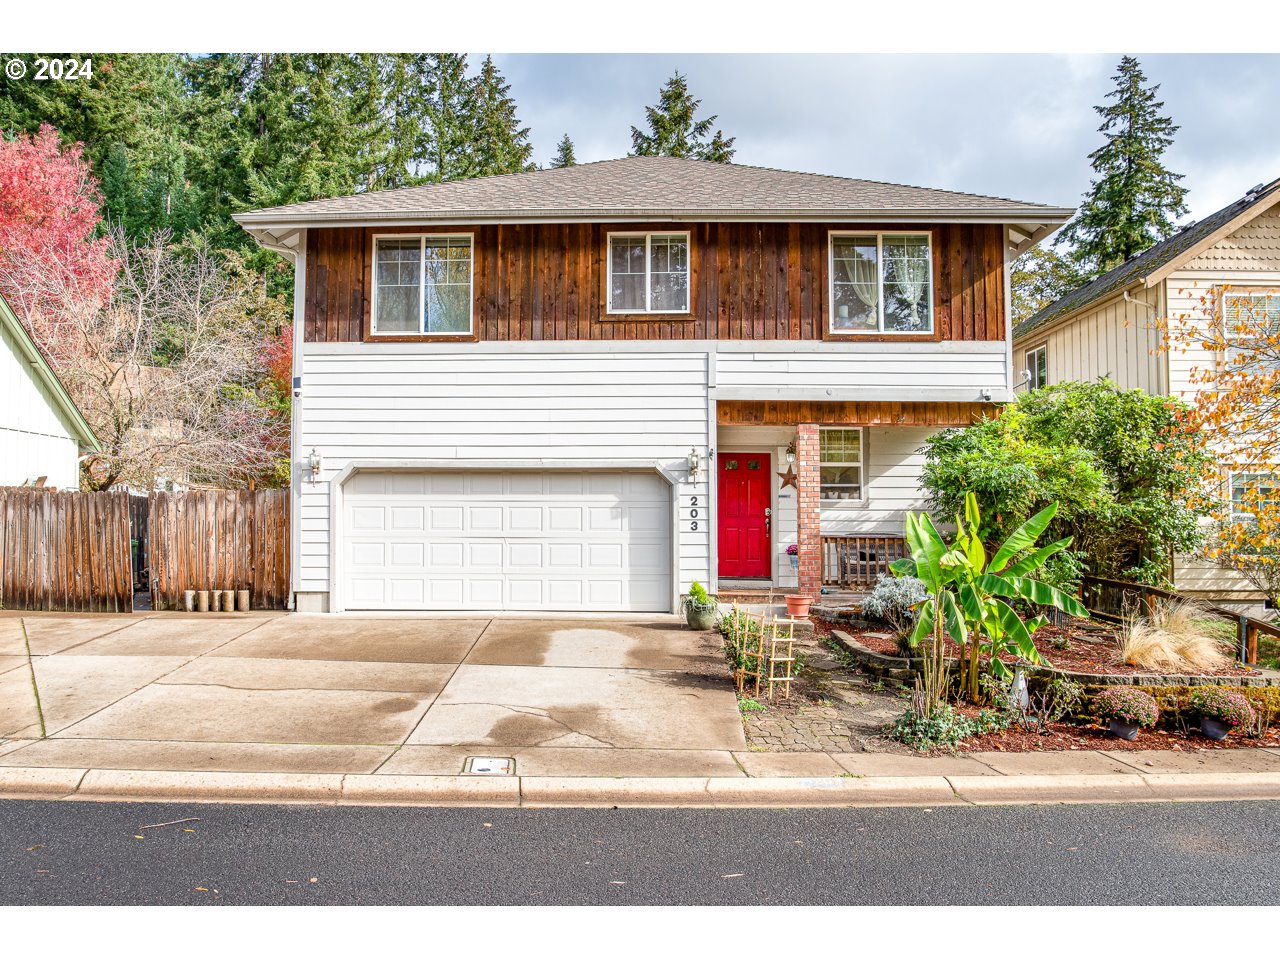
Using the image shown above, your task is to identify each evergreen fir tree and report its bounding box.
[1054,56,1189,276]
[550,133,576,168]
[630,71,735,163]
[470,56,534,177]
[377,54,435,189]
[423,53,477,182]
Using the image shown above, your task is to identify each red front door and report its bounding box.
[718,452,771,579]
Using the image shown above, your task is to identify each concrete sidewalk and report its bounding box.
[6,612,1280,807]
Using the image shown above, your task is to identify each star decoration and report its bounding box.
[777,465,798,489]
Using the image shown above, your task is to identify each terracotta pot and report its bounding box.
[784,594,813,618]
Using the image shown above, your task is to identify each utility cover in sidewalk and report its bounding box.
[464,756,515,776]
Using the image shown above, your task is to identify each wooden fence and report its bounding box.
[1081,575,1279,666]
[148,489,290,610]
[0,488,133,612]
[0,488,290,612]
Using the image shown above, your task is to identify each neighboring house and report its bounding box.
[235,156,1070,613]
[1013,176,1280,616]
[0,290,99,490]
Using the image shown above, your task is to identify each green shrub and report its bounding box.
[889,703,1012,751]
[921,380,1214,587]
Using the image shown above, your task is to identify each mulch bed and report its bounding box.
[958,719,1280,753]
[819,615,1261,679]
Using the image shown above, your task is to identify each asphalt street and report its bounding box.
[2,798,1278,905]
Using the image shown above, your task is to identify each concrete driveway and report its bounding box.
[0,613,746,778]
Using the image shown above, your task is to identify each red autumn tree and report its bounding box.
[0,124,117,353]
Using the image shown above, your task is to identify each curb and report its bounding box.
[4,766,1280,808]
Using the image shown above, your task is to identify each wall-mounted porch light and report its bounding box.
[307,448,322,482]
[687,447,702,482]
[785,440,796,466]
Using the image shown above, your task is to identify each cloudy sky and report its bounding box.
[489,53,1280,226]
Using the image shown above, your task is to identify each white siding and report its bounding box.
[299,348,712,596]
[714,342,1008,398]
[1163,216,1280,606]
[0,319,80,489]
[821,426,937,537]
[1019,283,1165,393]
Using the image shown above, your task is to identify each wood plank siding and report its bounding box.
[303,222,1007,343]
[717,400,993,427]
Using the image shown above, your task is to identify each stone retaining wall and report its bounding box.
[828,629,1280,690]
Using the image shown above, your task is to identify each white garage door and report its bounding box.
[342,470,672,612]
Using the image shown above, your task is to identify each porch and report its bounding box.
[713,401,988,598]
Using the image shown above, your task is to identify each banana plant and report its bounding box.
[891,492,1088,702]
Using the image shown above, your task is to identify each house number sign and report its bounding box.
[688,494,701,531]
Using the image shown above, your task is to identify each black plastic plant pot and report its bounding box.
[1200,716,1231,741]
[1108,718,1140,741]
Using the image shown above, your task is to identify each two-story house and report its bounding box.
[1013,176,1280,616]
[235,156,1071,614]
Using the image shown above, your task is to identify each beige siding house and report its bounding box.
[1013,176,1280,616]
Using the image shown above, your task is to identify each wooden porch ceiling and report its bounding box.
[716,399,997,427]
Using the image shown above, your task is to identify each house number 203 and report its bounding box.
[688,495,699,531]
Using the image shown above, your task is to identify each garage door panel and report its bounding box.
[429,505,464,531]
[389,506,425,530]
[349,505,385,531]
[343,470,671,612]
[508,542,544,569]
[389,473,427,495]
[389,542,425,567]
[468,506,503,532]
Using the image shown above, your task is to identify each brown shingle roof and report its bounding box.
[234,155,1072,227]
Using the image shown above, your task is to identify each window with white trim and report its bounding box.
[1223,291,1280,370]
[372,235,473,335]
[607,232,690,313]
[820,428,864,501]
[830,233,933,333]
[1025,344,1048,389]
[1231,472,1279,520]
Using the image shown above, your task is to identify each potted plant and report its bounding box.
[1189,688,1254,741]
[682,580,719,631]
[786,543,799,571]
[1093,687,1159,741]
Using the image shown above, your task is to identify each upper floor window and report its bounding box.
[820,428,864,502]
[372,235,473,336]
[1025,344,1048,389]
[1223,291,1280,370]
[608,232,690,314]
[830,232,933,334]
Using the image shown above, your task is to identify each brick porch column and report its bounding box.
[796,422,821,597]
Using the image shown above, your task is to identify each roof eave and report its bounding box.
[0,295,101,452]
[234,207,1074,232]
